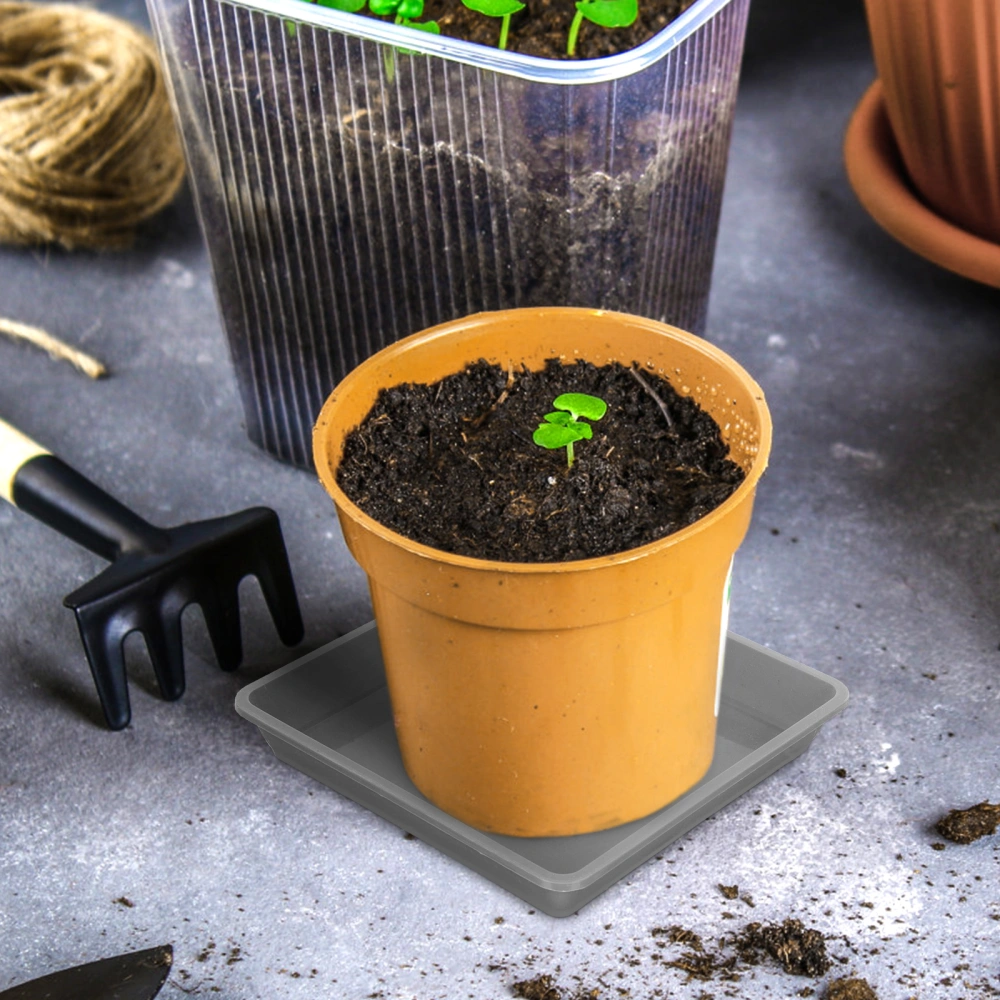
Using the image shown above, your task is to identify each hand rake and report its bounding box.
[1,416,304,730]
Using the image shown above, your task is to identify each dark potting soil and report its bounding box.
[420,0,698,61]
[936,802,1000,844]
[295,0,697,60]
[336,358,745,562]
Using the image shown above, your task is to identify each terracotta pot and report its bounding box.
[313,308,771,837]
[863,0,1000,243]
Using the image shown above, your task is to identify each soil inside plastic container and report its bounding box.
[292,0,699,60]
[336,358,745,562]
[420,0,698,60]
[219,34,735,343]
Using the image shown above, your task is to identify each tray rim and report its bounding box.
[844,79,1000,288]
[235,623,849,891]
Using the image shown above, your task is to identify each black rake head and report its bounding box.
[63,506,304,730]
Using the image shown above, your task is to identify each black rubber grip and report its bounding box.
[11,454,169,562]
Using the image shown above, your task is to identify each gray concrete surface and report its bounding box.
[1,0,998,997]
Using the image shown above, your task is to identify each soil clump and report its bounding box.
[512,974,562,1000]
[826,978,879,1000]
[732,919,832,977]
[337,358,745,563]
[936,802,1000,844]
[510,974,599,1000]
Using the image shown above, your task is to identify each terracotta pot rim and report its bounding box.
[313,307,771,576]
[844,80,1000,289]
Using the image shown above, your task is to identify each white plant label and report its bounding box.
[715,557,733,717]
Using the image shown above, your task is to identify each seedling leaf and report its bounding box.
[460,0,524,48]
[533,423,583,449]
[317,0,367,10]
[401,17,440,31]
[566,0,636,54]
[463,0,524,14]
[397,0,424,18]
[575,0,637,28]
[554,392,608,421]
[533,392,606,467]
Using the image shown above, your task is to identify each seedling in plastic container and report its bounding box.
[533,393,607,468]
[461,0,525,50]
[317,0,368,10]
[368,0,439,78]
[287,0,366,36]
[566,0,637,56]
[369,0,440,33]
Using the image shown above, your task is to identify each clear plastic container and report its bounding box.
[146,0,751,467]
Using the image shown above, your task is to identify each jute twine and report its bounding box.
[0,316,106,376]
[0,2,186,249]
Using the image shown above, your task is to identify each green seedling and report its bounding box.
[287,0,366,36]
[368,0,439,79]
[369,0,440,31]
[317,0,368,10]
[533,392,607,468]
[566,0,637,56]
[460,0,525,50]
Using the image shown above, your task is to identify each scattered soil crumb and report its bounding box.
[826,977,878,1000]
[834,768,847,778]
[731,919,832,976]
[651,925,704,951]
[740,893,756,908]
[648,919,831,983]
[719,884,739,900]
[513,974,562,1000]
[509,975,600,1000]
[113,896,134,907]
[936,802,1000,844]
[665,949,739,982]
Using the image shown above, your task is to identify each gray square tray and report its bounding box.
[235,622,849,917]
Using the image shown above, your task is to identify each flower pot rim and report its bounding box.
[313,306,771,576]
[223,0,736,84]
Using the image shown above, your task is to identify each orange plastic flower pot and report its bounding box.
[313,308,771,837]
[863,0,1000,244]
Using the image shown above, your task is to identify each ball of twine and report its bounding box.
[0,2,186,249]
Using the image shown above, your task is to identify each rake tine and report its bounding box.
[71,606,132,731]
[250,512,305,648]
[140,609,186,702]
[199,580,244,672]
